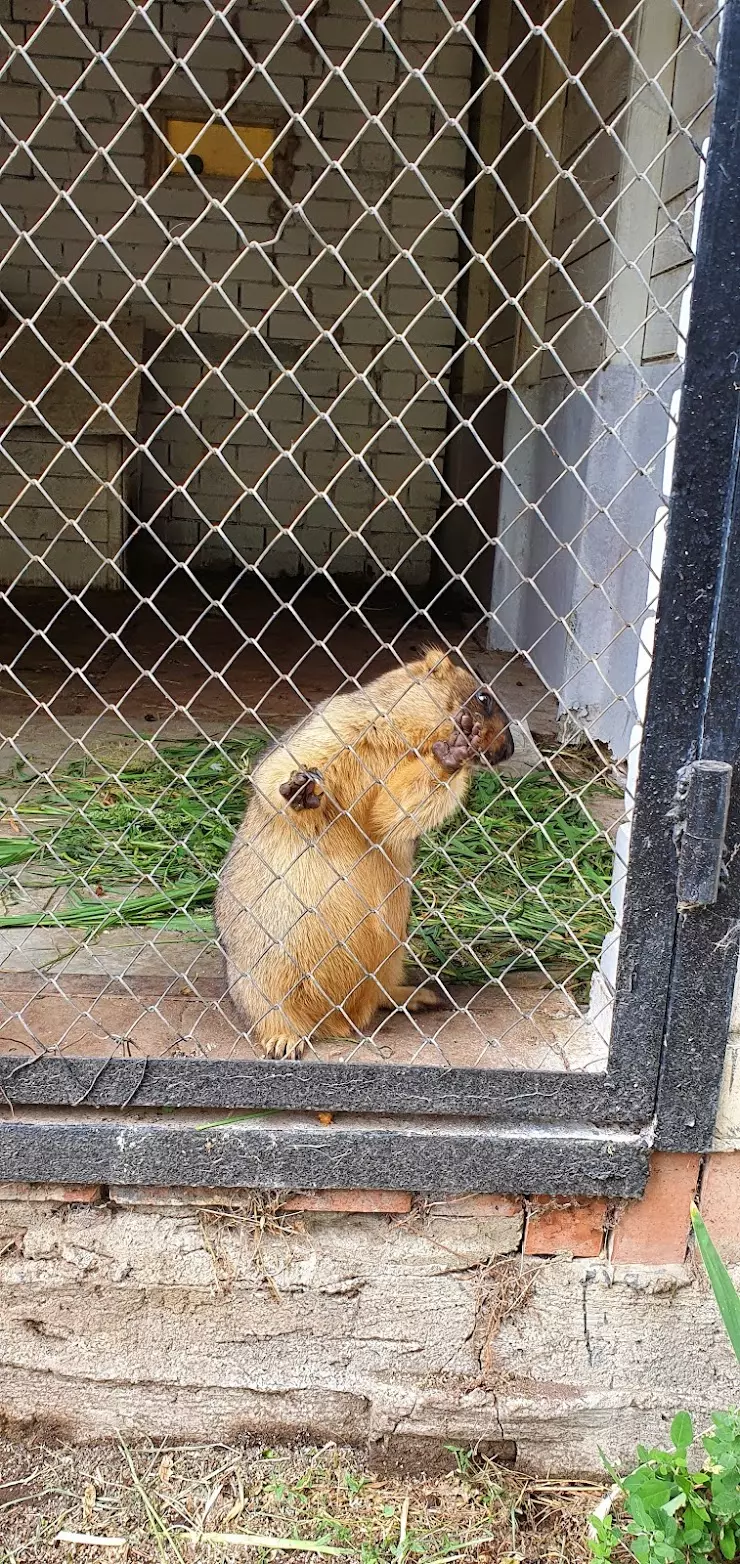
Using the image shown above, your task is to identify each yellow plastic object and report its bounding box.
[165,119,274,180]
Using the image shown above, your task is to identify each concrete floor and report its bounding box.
[0,580,558,758]
[0,582,613,1074]
[0,944,608,1071]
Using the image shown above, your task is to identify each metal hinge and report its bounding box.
[669,759,734,908]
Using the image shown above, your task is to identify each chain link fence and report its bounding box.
[0,0,719,1080]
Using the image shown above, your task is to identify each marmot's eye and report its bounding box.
[475,690,493,716]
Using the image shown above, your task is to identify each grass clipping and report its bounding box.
[0,1437,600,1564]
[0,735,614,986]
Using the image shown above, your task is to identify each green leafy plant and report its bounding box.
[589,1211,740,1564]
[589,1412,740,1564]
[691,1206,740,1364]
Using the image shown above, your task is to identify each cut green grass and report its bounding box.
[0,834,39,869]
[0,735,615,986]
[411,768,613,984]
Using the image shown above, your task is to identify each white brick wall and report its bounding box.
[0,0,473,585]
[0,432,125,588]
[643,0,718,363]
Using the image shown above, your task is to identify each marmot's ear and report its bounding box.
[417,645,454,680]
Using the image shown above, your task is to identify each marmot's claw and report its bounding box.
[279,769,324,810]
[433,720,482,773]
[262,1031,308,1058]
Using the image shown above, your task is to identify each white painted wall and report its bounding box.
[489,0,717,758]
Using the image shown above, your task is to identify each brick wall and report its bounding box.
[0,430,125,586]
[7,1148,733,1265]
[1,1153,739,1472]
[643,0,717,363]
[0,0,473,584]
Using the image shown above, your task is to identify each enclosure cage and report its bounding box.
[0,0,738,1196]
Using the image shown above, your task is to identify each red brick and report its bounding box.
[611,1153,701,1264]
[0,1182,101,1204]
[282,1190,412,1214]
[110,1185,289,1210]
[699,1153,740,1262]
[524,1196,607,1257]
[427,1194,523,1218]
[109,1185,228,1208]
[108,1186,412,1214]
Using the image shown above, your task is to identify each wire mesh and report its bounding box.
[0,0,719,1077]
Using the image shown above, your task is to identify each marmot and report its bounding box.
[215,647,513,1058]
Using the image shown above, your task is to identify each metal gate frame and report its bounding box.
[1,2,739,1198]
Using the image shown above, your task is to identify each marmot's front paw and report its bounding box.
[433,712,482,773]
[279,769,324,810]
[262,1032,308,1059]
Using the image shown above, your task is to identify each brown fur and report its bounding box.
[214,648,513,1058]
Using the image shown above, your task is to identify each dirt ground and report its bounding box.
[0,1439,600,1563]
